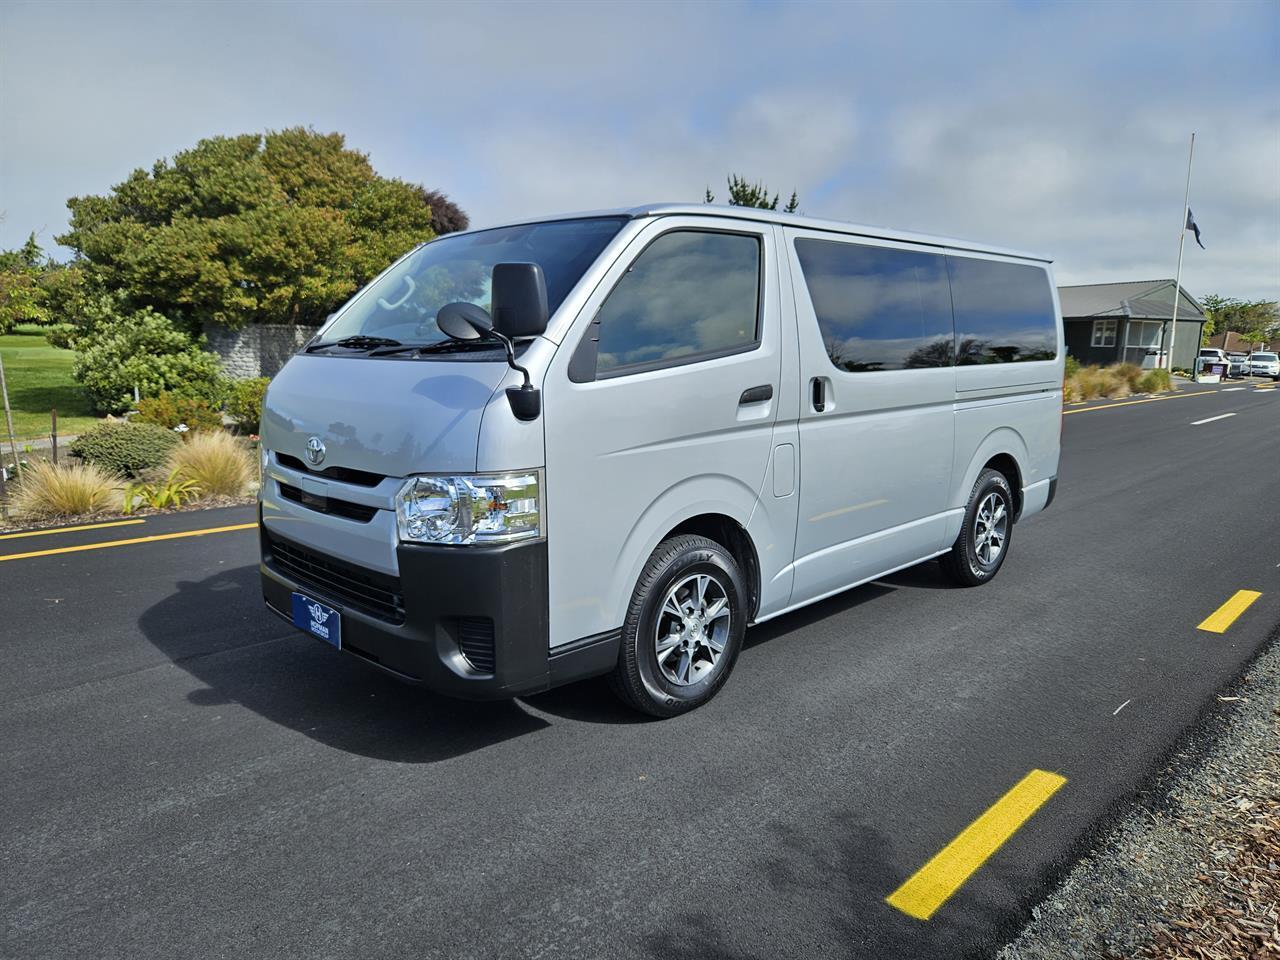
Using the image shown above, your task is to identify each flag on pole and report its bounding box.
[1185,209,1205,249]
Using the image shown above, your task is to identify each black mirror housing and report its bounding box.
[491,262,549,338]
[436,301,494,341]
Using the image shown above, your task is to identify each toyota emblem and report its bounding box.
[305,436,326,466]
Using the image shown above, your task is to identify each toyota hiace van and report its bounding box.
[260,204,1062,716]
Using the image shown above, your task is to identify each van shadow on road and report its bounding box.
[641,812,1032,960]
[136,563,549,764]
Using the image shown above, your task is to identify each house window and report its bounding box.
[1091,319,1117,347]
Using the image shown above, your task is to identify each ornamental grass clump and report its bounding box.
[168,430,254,498]
[11,459,118,519]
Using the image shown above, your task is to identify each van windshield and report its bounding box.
[318,216,628,348]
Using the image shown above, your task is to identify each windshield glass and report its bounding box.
[319,216,627,346]
[1252,353,1277,362]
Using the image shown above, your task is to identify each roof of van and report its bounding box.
[473,203,1053,264]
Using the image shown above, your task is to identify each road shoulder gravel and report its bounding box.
[1000,628,1280,960]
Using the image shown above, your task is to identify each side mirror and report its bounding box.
[434,300,542,423]
[436,301,494,341]
[491,262,549,338]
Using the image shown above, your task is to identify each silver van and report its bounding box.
[260,204,1062,716]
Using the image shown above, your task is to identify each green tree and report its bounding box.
[705,175,800,212]
[0,233,52,332]
[1200,294,1280,346]
[58,128,468,332]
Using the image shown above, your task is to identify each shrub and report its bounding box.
[70,420,180,478]
[135,392,224,432]
[1063,355,1081,379]
[225,377,270,434]
[1136,368,1172,394]
[1113,362,1144,392]
[11,459,117,519]
[168,431,254,498]
[72,305,225,413]
[123,468,200,513]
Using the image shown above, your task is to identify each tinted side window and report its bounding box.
[947,257,1057,364]
[793,239,954,372]
[594,231,760,374]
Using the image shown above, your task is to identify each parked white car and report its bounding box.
[1226,352,1249,377]
[1246,352,1280,380]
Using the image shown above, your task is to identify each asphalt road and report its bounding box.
[3,380,1277,960]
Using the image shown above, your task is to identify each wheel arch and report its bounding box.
[607,475,762,631]
[955,427,1029,521]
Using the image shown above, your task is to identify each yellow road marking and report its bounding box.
[1197,590,1263,633]
[886,769,1067,921]
[0,522,257,563]
[0,518,145,541]
[1063,390,1216,415]
[1255,384,1276,390]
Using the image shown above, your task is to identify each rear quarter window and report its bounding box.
[947,257,1058,364]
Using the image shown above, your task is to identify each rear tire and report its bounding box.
[940,468,1014,587]
[610,534,748,718]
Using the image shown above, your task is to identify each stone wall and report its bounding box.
[205,324,315,379]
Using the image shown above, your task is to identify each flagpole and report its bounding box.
[1168,132,1195,379]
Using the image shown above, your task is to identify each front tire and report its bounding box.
[940,468,1014,587]
[610,535,748,718]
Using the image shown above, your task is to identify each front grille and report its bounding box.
[278,482,378,523]
[457,617,496,674]
[267,532,405,624]
[275,452,385,488]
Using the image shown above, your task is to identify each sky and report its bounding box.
[2,0,1277,300]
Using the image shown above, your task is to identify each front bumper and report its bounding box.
[260,523,617,699]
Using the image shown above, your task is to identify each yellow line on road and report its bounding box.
[886,769,1067,921]
[1197,590,1263,633]
[0,518,145,541]
[1063,390,1216,415]
[0,522,257,563]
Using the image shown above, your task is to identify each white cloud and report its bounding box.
[1,0,1276,299]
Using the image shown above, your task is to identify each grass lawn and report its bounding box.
[0,325,101,443]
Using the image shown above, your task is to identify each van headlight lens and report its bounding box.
[395,471,542,545]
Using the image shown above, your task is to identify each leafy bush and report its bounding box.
[168,431,254,498]
[70,420,180,478]
[11,459,117,519]
[71,305,224,413]
[123,468,200,513]
[135,392,224,432]
[225,377,270,433]
[1063,355,1081,379]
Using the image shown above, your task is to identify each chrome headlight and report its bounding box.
[396,471,542,545]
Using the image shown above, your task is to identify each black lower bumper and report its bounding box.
[260,525,618,699]
[1044,475,1058,511]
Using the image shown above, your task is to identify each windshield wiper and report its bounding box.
[306,335,403,353]
[368,341,504,357]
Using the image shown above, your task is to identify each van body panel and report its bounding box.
[542,215,784,648]
[782,228,957,606]
[264,354,509,477]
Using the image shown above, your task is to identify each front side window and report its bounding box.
[593,230,761,374]
[949,257,1058,364]
[794,239,954,372]
[1091,319,1117,347]
[320,217,626,347]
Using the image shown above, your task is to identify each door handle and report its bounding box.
[811,377,827,412]
[738,384,773,405]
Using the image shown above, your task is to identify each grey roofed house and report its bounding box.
[1058,280,1207,371]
